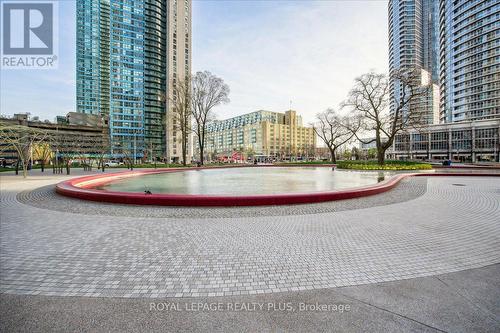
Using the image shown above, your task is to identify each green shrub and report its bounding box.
[336,160,432,170]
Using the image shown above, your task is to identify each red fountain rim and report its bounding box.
[55,165,499,207]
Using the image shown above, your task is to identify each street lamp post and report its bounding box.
[133,130,137,165]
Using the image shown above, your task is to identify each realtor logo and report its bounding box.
[1,1,58,69]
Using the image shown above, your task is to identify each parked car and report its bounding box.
[1,160,16,168]
[104,160,123,167]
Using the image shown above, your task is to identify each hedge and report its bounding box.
[336,160,432,170]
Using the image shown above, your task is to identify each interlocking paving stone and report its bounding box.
[0,173,499,298]
[17,177,427,218]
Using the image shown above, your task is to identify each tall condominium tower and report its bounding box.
[439,0,499,123]
[166,0,192,163]
[76,0,191,162]
[388,0,440,124]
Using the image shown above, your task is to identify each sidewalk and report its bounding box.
[1,264,499,333]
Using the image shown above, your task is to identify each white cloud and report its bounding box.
[192,1,388,124]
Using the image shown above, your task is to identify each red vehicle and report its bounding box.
[217,152,245,163]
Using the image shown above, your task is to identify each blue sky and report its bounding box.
[0,0,388,123]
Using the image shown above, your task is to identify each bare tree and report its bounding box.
[32,142,53,172]
[79,133,109,172]
[50,130,67,174]
[169,76,192,166]
[245,147,255,162]
[75,140,92,171]
[311,109,355,163]
[123,150,134,170]
[191,71,230,165]
[0,122,47,178]
[91,135,110,172]
[58,133,79,175]
[306,144,315,161]
[367,147,377,159]
[148,142,159,168]
[342,69,427,164]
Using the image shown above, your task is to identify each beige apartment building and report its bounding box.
[166,0,192,163]
[203,110,316,160]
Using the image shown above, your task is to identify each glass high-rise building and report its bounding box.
[76,0,110,117]
[439,0,499,123]
[388,0,441,125]
[77,0,191,161]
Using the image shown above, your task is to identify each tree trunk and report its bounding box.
[377,149,385,165]
[182,136,187,166]
[329,148,337,163]
[41,161,45,172]
[22,160,28,178]
[15,159,19,175]
[199,132,205,165]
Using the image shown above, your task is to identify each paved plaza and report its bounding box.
[1,169,499,298]
[0,169,499,332]
[1,264,499,333]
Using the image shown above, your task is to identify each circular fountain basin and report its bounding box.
[56,165,412,206]
[94,166,391,195]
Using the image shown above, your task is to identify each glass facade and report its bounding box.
[77,0,189,159]
[108,0,145,157]
[144,0,167,158]
[422,0,440,82]
[76,0,110,116]
[439,0,500,122]
[392,119,500,162]
[388,0,440,124]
